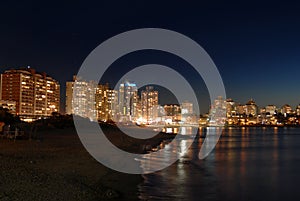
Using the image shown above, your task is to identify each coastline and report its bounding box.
[3,122,293,200]
[0,124,177,201]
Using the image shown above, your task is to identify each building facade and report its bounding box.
[226,98,236,117]
[118,81,138,122]
[281,104,293,116]
[95,84,118,122]
[265,105,277,115]
[244,99,258,117]
[65,79,74,115]
[141,86,158,123]
[66,76,97,121]
[164,104,181,123]
[181,101,197,124]
[0,68,60,120]
[209,96,226,126]
[296,104,300,116]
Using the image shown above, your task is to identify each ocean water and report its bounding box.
[138,127,300,201]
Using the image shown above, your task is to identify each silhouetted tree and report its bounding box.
[0,107,20,125]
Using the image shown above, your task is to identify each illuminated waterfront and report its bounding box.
[139,127,300,201]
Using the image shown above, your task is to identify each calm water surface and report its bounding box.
[138,127,300,201]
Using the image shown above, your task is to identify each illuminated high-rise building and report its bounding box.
[95,83,109,121]
[66,76,97,121]
[118,81,138,122]
[67,77,118,122]
[181,101,193,114]
[296,104,300,116]
[226,98,237,117]
[209,96,226,126]
[141,86,158,123]
[265,105,277,115]
[106,89,118,121]
[95,83,118,122]
[181,101,197,124]
[65,79,74,115]
[164,104,181,117]
[245,99,258,117]
[164,104,181,122]
[131,92,141,121]
[281,104,293,116]
[0,68,60,120]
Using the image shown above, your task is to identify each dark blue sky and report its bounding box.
[0,0,300,113]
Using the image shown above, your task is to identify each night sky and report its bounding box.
[0,0,300,113]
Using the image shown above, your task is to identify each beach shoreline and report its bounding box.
[0,123,177,201]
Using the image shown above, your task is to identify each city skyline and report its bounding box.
[63,74,300,117]
[2,67,300,117]
[64,75,300,127]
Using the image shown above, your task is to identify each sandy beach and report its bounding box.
[0,126,146,201]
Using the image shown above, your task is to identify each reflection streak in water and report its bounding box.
[139,127,300,201]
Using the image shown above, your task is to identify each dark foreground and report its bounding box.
[4,126,300,201]
[0,126,150,201]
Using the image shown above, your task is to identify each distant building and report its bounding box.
[181,101,197,124]
[141,86,158,123]
[244,99,258,117]
[231,99,258,117]
[152,105,165,124]
[181,101,193,114]
[236,104,245,116]
[265,105,277,115]
[296,104,300,116]
[66,76,119,122]
[226,98,236,117]
[164,104,181,122]
[65,79,74,115]
[281,104,293,116]
[260,107,266,114]
[95,83,118,122]
[0,68,60,121]
[106,89,118,121]
[67,76,97,121]
[209,96,226,126]
[118,81,138,122]
[95,84,109,121]
[131,92,141,122]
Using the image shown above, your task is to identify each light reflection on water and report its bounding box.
[138,127,300,201]
[138,127,197,173]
